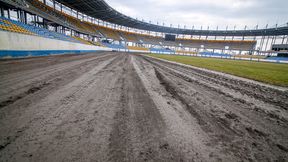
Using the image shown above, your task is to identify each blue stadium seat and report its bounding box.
[150,48,175,53]
[265,57,288,61]
[200,52,232,57]
[0,17,82,44]
[102,42,126,49]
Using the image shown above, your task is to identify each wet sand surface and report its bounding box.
[0,52,287,162]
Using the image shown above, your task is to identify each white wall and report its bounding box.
[127,49,150,53]
[0,30,111,51]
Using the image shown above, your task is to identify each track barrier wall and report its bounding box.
[0,30,112,57]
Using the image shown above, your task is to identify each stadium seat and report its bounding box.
[265,57,288,61]
[102,42,126,49]
[0,17,34,35]
[0,17,86,44]
[127,46,149,51]
[150,47,175,53]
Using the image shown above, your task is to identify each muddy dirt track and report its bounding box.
[0,52,287,162]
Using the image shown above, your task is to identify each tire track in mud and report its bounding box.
[0,53,111,85]
[0,81,50,109]
[0,54,117,109]
[137,54,288,161]
[0,53,106,75]
[154,67,240,136]
[24,54,128,162]
[132,55,234,161]
[141,55,288,110]
[108,55,179,162]
[141,55,288,129]
[0,53,116,101]
[0,54,120,160]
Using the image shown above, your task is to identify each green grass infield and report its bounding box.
[148,54,288,87]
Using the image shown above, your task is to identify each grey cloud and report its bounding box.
[105,0,288,29]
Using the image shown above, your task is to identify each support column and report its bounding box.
[42,18,44,28]
[37,16,40,27]
[19,10,23,23]
[264,36,270,52]
[53,0,56,11]
[281,35,285,44]
[17,9,20,21]
[7,9,10,19]
[242,25,247,40]
[205,26,209,40]
[254,25,258,40]
[34,14,37,26]
[270,36,276,52]
[232,25,236,40]
[259,35,265,53]
[24,11,27,24]
[224,26,228,40]
[0,7,4,17]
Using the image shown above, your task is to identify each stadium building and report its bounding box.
[0,0,288,59]
[0,0,288,60]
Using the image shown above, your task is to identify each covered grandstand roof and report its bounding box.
[56,0,288,36]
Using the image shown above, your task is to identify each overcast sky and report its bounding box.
[105,0,288,30]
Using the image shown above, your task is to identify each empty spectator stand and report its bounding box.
[0,17,34,35]
[0,17,82,44]
[127,46,149,51]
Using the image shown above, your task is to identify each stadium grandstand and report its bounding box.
[0,0,287,61]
